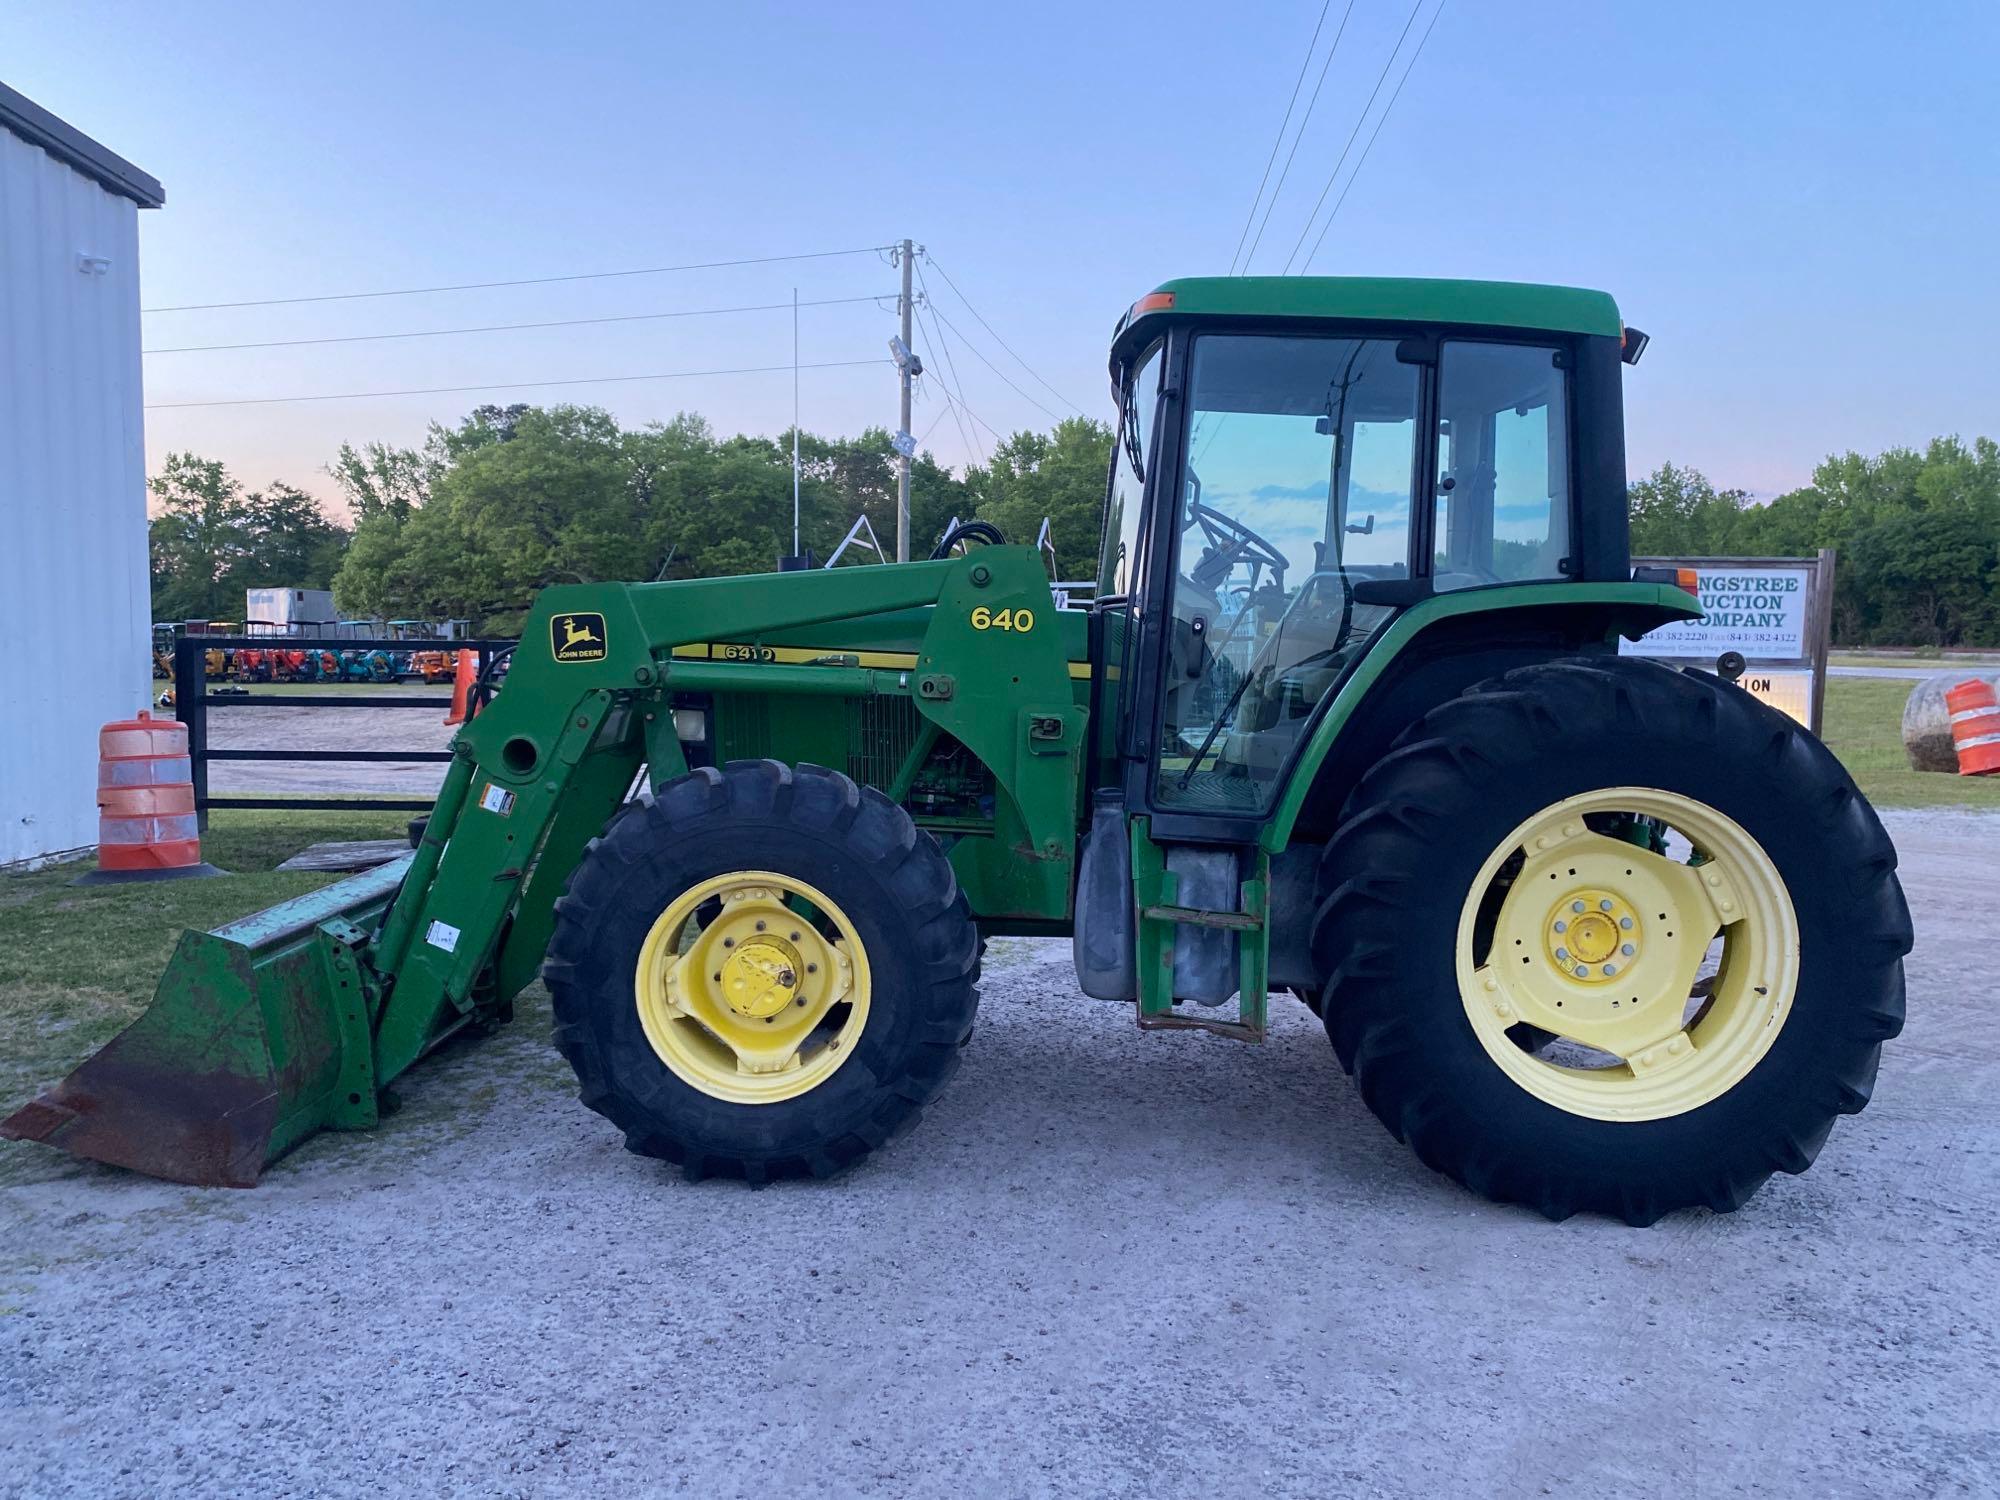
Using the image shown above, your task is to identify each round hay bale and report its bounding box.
[1903,672,2000,772]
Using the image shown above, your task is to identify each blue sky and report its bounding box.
[4,0,1996,508]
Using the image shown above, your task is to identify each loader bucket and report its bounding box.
[1,854,413,1187]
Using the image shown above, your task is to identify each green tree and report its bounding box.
[1629,438,2000,646]
[329,440,435,523]
[149,453,249,621]
[1842,505,1998,645]
[964,416,1113,579]
[1626,462,1755,557]
[149,453,349,622]
[241,480,347,592]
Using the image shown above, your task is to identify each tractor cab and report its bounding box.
[1097,277,1639,825]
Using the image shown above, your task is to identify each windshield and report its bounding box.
[1156,332,1419,811]
[1097,342,1161,599]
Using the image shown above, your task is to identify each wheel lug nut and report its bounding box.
[1555,947,1570,962]
[1620,917,1633,930]
[1599,899,1613,911]
[1621,943,1635,956]
[1554,920,1568,933]
[1572,900,1585,913]
[1601,964,1616,976]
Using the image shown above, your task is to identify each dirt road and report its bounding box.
[1,810,1995,1497]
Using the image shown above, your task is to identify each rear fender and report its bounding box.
[1261,583,1698,856]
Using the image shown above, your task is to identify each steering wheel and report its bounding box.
[1185,502,1287,593]
[930,520,1006,560]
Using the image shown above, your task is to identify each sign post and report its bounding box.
[1621,551,1837,734]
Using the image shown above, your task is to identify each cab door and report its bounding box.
[1139,329,1425,832]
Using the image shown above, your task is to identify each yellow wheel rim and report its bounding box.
[1454,787,1799,1121]
[633,870,872,1105]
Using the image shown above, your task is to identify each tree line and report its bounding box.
[1629,436,2000,646]
[147,404,1113,633]
[149,403,2000,646]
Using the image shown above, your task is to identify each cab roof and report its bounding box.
[1110,276,1623,365]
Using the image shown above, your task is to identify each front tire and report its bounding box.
[545,760,978,1183]
[1311,657,1911,1224]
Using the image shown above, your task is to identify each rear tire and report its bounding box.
[1311,657,1911,1224]
[545,760,978,1183]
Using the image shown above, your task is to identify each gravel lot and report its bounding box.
[206,692,455,797]
[1,810,1995,1498]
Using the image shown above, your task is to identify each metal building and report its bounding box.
[0,83,164,867]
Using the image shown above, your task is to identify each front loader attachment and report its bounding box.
[1,855,412,1187]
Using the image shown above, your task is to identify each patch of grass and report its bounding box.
[0,809,411,1122]
[1828,650,2000,668]
[1820,677,2000,809]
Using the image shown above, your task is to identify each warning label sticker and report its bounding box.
[479,782,515,817]
[425,920,462,954]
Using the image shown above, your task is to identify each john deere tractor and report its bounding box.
[6,278,1911,1223]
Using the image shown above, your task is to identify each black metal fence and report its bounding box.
[171,636,516,820]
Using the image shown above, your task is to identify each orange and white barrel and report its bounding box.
[1946,679,2000,777]
[444,649,479,726]
[77,711,223,883]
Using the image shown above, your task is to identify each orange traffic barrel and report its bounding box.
[73,710,225,884]
[1947,679,2000,777]
[444,649,479,726]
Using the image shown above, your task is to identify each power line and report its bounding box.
[145,358,887,411]
[912,303,988,467]
[913,309,1006,448]
[915,341,980,466]
[141,246,896,314]
[1239,0,1358,274]
[1301,0,1449,273]
[914,404,953,449]
[925,300,1068,424]
[143,293,890,354]
[941,384,1008,444]
[1227,0,1333,277]
[921,255,1085,414]
[1280,0,1428,275]
[913,267,988,462]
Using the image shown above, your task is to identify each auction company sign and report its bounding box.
[1620,566,1812,661]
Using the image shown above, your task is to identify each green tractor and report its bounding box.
[6,278,1911,1223]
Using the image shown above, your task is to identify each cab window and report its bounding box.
[1432,342,1571,588]
[1097,342,1162,599]
[1155,333,1421,812]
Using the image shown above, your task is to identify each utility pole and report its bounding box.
[896,237,915,562]
[791,286,801,558]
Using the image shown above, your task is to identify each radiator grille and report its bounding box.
[847,695,922,790]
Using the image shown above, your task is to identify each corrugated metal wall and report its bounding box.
[0,128,149,866]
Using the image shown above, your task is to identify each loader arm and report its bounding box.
[4,549,1083,1185]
